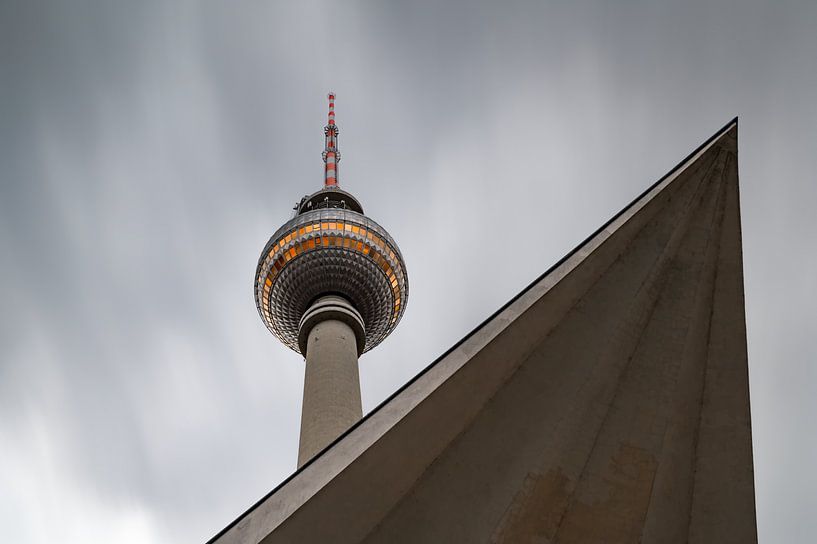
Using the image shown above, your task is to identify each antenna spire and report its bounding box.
[322,92,340,188]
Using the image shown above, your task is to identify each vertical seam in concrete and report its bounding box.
[685,149,730,541]
[640,147,729,543]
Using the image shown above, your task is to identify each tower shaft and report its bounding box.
[298,311,363,467]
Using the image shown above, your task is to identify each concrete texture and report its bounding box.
[298,315,363,468]
[208,119,755,544]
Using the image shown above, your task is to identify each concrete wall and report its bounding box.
[361,125,755,544]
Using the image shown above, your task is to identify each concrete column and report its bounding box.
[297,296,365,467]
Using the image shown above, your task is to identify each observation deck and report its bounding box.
[255,188,408,355]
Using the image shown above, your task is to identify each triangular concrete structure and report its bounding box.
[210,119,756,543]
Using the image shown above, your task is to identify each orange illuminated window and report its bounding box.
[352,225,360,234]
[345,224,353,232]
[306,239,315,250]
[288,248,297,258]
[265,278,272,287]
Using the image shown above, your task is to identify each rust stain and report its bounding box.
[491,468,572,544]
[556,444,658,544]
[491,444,659,544]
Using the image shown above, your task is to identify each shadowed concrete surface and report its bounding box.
[208,119,755,544]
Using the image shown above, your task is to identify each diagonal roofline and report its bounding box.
[206,115,738,544]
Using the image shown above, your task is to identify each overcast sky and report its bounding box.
[1,1,815,542]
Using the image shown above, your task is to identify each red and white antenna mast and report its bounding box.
[322,92,340,188]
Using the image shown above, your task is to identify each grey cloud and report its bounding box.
[1,1,815,542]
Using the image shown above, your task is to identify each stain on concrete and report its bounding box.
[555,444,658,543]
[491,468,572,543]
[492,444,659,544]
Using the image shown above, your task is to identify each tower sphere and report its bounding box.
[254,102,408,356]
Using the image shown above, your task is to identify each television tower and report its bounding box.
[254,94,409,467]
